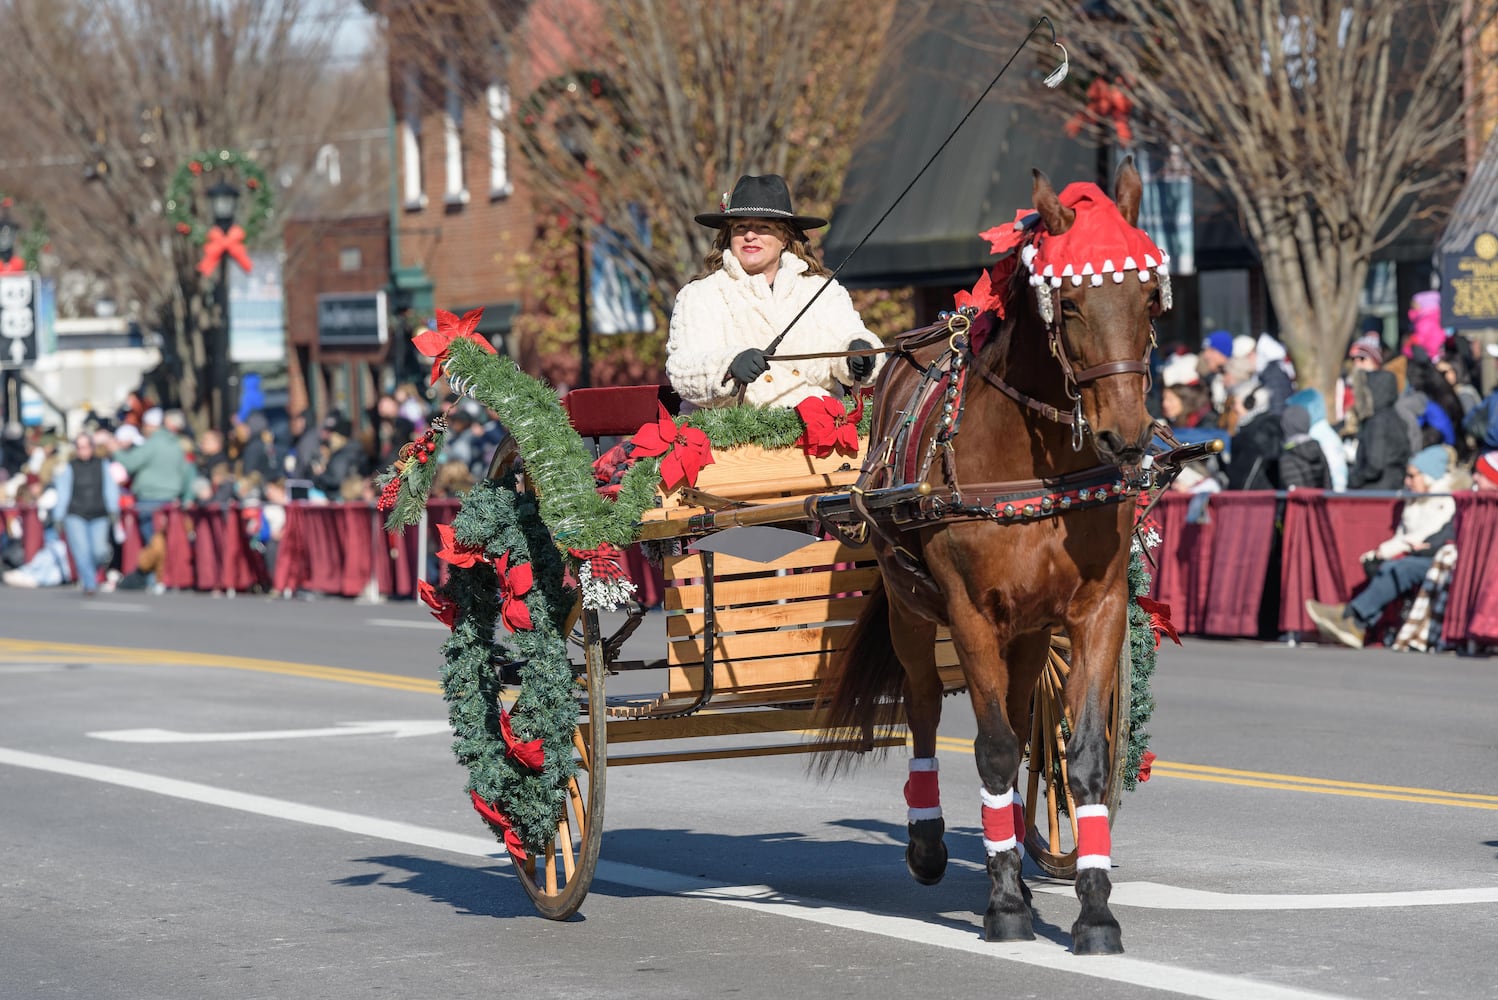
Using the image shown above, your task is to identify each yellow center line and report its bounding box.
[0,638,441,695]
[930,734,1498,811]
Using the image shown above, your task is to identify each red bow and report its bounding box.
[1136,750,1156,783]
[469,790,526,858]
[626,403,714,492]
[435,523,488,569]
[417,579,459,628]
[568,543,628,582]
[412,308,496,385]
[1135,596,1181,648]
[794,394,863,458]
[494,550,534,632]
[499,707,545,770]
[0,257,25,273]
[196,224,253,276]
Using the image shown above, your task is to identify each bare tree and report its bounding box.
[0,0,376,431]
[1017,0,1496,402]
[388,0,906,306]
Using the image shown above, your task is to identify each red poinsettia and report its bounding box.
[979,208,1037,256]
[626,403,714,492]
[1136,750,1156,783]
[417,579,458,628]
[412,308,496,385]
[493,551,534,632]
[470,790,526,858]
[794,395,863,459]
[954,267,1004,317]
[498,707,545,771]
[435,523,488,569]
[1135,596,1181,649]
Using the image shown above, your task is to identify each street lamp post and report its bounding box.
[207,178,240,434]
[558,122,592,389]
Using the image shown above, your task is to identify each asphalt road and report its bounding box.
[2,586,1496,999]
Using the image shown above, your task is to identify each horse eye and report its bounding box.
[1059,298,1082,316]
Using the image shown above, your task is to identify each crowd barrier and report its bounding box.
[5,493,1494,648]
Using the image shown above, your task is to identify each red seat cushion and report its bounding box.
[562,385,680,439]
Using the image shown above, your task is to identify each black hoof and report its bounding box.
[1071,918,1123,955]
[905,817,947,885]
[984,906,1035,942]
[905,838,947,885]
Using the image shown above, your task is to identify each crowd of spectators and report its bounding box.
[0,381,507,595]
[1152,291,1498,650]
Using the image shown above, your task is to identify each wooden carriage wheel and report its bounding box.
[1022,632,1132,879]
[509,608,609,919]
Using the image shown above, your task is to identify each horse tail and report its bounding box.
[813,582,906,777]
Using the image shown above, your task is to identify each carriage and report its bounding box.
[386,162,1215,953]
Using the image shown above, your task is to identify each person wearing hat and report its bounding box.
[1346,369,1410,490]
[1306,444,1458,648]
[666,174,883,408]
[1473,451,1498,491]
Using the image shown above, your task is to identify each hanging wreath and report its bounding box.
[0,195,49,272]
[164,149,273,246]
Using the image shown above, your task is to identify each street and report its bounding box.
[2,586,1496,999]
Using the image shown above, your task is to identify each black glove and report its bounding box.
[728,348,770,385]
[847,339,875,381]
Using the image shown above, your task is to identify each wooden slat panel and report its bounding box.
[663,538,873,579]
[687,443,864,491]
[666,651,839,693]
[666,595,870,638]
[666,623,853,666]
[666,567,881,611]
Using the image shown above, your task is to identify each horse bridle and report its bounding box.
[971,281,1156,452]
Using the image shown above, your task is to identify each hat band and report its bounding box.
[724,206,794,216]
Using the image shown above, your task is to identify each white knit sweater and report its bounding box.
[666,250,883,408]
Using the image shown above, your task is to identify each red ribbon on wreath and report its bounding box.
[494,551,534,632]
[568,543,628,582]
[197,224,253,276]
[1134,596,1181,648]
[412,307,496,385]
[435,522,488,569]
[417,579,459,628]
[1136,750,1156,783]
[498,707,545,771]
[626,403,714,492]
[793,393,864,458]
[469,790,527,858]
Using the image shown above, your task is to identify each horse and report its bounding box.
[817,159,1168,955]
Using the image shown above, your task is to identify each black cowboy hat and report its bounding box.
[693,174,827,231]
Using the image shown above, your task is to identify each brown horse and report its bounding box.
[819,160,1167,954]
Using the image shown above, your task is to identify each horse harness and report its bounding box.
[838,307,1159,579]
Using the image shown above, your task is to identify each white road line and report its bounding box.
[88,720,452,743]
[0,746,1363,1000]
[85,602,149,613]
[1033,879,1498,910]
[366,617,446,630]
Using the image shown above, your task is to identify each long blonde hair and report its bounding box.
[694,220,832,282]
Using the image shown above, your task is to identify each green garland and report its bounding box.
[1123,545,1159,792]
[164,149,273,246]
[436,477,579,853]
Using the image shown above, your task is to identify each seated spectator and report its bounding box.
[1346,370,1409,490]
[1339,334,1383,434]
[1464,385,1498,454]
[1278,404,1330,490]
[311,417,368,496]
[1286,388,1347,491]
[1305,445,1458,648]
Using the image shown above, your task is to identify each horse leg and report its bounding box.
[954,621,1039,942]
[1064,598,1128,956]
[1001,630,1051,910]
[889,600,946,885]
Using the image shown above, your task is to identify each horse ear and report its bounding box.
[1113,156,1142,227]
[1032,168,1074,234]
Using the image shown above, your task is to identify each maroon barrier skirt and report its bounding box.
[1147,491,1278,638]
[1278,492,1402,634]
